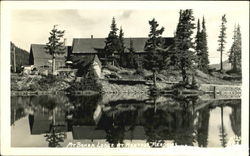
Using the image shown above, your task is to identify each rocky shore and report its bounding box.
[11,67,241,96]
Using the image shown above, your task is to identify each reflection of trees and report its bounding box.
[143,108,166,147]
[142,95,198,147]
[101,108,138,147]
[171,96,197,146]
[229,104,241,144]
[42,96,67,147]
[66,95,102,127]
[11,96,30,125]
[219,105,227,147]
[45,127,66,147]
[106,124,125,147]
[11,107,25,125]
[196,106,210,147]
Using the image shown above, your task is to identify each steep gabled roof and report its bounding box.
[30,44,68,59]
[71,37,174,54]
[124,38,148,53]
[72,38,105,54]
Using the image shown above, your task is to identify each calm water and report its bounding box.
[11,94,241,148]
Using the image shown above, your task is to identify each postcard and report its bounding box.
[0,1,249,156]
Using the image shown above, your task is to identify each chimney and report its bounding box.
[91,35,93,39]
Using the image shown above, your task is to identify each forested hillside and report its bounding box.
[10,42,30,73]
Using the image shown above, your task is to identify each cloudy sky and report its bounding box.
[10,1,248,64]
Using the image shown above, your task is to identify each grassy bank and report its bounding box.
[11,66,241,95]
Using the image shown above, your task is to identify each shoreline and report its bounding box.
[11,83,241,97]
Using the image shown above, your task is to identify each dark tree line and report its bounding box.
[228,24,241,72]
[10,42,30,73]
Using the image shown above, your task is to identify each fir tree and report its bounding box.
[229,24,241,72]
[195,19,203,68]
[118,27,126,67]
[104,17,120,66]
[198,17,209,73]
[44,25,65,75]
[144,18,165,86]
[168,31,178,68]
[127,38,136,68]
[236,25,242,71]
[174,9,196,82]
[217,14,227,72]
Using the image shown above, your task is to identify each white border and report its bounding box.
[1,1,249,156]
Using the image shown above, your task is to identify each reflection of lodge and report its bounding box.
[72,126,146,140]
[28,107,68,147]
[68,96,199,146]
[11,94,241,147]
[28,112,67,135]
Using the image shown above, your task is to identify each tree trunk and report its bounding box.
[52,108,56,126]
[112,53,115,66]
[153,71,157,87]
[220,50,223,71]
[52,55,56,75]
[182,69,187,82]
[154,97,157,113]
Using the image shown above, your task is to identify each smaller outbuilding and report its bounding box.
[29,44,69,71]
[68,54,102,78]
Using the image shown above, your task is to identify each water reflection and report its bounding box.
[11,94,241,148]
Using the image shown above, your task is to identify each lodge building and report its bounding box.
[28,37,174,76]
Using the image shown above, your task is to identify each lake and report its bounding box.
[11,93,241,148]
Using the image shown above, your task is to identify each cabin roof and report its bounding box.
[72,38,105,54]
[71,37,174,54]
[30,44,68,59]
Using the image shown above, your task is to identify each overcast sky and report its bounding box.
[10,2,248,64]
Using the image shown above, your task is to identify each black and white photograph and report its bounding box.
[0,1,249,156]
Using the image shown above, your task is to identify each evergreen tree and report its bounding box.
[168,31,178,68]
[144,18,165,86]
[127,38,136,68]
[201,17,209,69]
[217,14,227,72]
[104,17,120,66]
[229,24,241,72]
[197,17,209,73]
[236,24,242,71]
[195,19,203,68]
[118,27,126,67]
[174,9,196,82]
[44,25,65,75]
